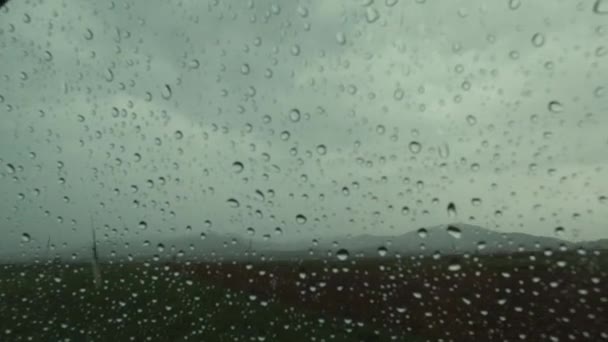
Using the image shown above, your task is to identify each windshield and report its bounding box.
[1,0,607,341]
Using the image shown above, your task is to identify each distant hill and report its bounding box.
[2,223,606,263]
[277,223,575,258]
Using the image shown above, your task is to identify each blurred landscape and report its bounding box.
[1,224,606,341]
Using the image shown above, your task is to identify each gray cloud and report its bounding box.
[1,0,607,257]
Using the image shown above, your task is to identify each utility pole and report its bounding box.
[90,215,102,290]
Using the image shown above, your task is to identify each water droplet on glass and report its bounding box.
[21,233,31,243]
[161,84,172,100]
[246,227,255,236]
[336,248,350,261]
[554,226,565,237]
[448,262,462,272]
[417,228,428,238]
[531,33,545,47]
[84,28,94,40]
[232,161,244,174]
[174,130,183,140]
[385,0,399,7]
[377,246,388,257]
[365,7,380,23]
[393,88,404,101]
[466,115,477,126]
[408,141,422,154]
[548,100,563,113]
[296,214,307,225]
[227,198,240,208]
[241,63,250,75]
[446,225,462,239]
[336,32,346,45]
[139,221,147,230]
[447,202,457,218]
[593,0,608,14]
[289,109,301,122]
[508,0,521,10]
[5,163,15,174]
[316,144,327,155]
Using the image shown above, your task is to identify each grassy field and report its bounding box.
[0,261,417,342]
[0,250,606,341]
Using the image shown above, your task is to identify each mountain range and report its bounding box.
[3,223,607,262]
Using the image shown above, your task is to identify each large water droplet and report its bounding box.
[232,161,244,174]
[21,233,31,243]
[417,228,428,239]
[446,225,462,239]
[227,198,240,208]
[138,221,147,230]
[289,109,301,122]
[593,0,608,14]
[408,141,422,154]
[531,33,545,47]
[296,214,307,224]
[548,100,563,113]
[365,7,380,23]
[336,248,350,261]
[447,202,457,218]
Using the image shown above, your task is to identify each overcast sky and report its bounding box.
[1,0,607,256]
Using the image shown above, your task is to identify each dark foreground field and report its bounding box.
[1,250,606,342]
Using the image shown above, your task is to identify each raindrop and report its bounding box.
[448,262,462,272]
[227,198,240,208]
[531,33,545,47]
[157,243,165,252]
[289,109,301,122]
[408,141,422,154]
[5,163,15,174]
[477,241,486,250]
[548,100,563,113]
[471,198,482,206]
[296,214,307,224]
[274,227,283,236]
[417,228,428,238]
[290,44,301,56]
[554,226,565,237]
[241,63,250,75]
[21,233,31,243]
[447,202,457,218]
[365,7,380,23]
[508,0,521,10]
[232,161,244,174]
[200,232,207,240]
[246,227,256,236]
[161,84,172,100]
[446,225,462,239]
[316,144,327,155]
[466,115,477,126]
[138,221,147,230]
[174,130,183,140]
[336,248,350,261]
[377,246,388,257]
[385,0,399,6]
[188,59,200,69]
[393,88,404,101]
[336,32,346,45]
[593,0,608,14]
[84,28,94,40]
[401,206,410,215]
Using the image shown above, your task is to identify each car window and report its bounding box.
[1,0,607,341]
